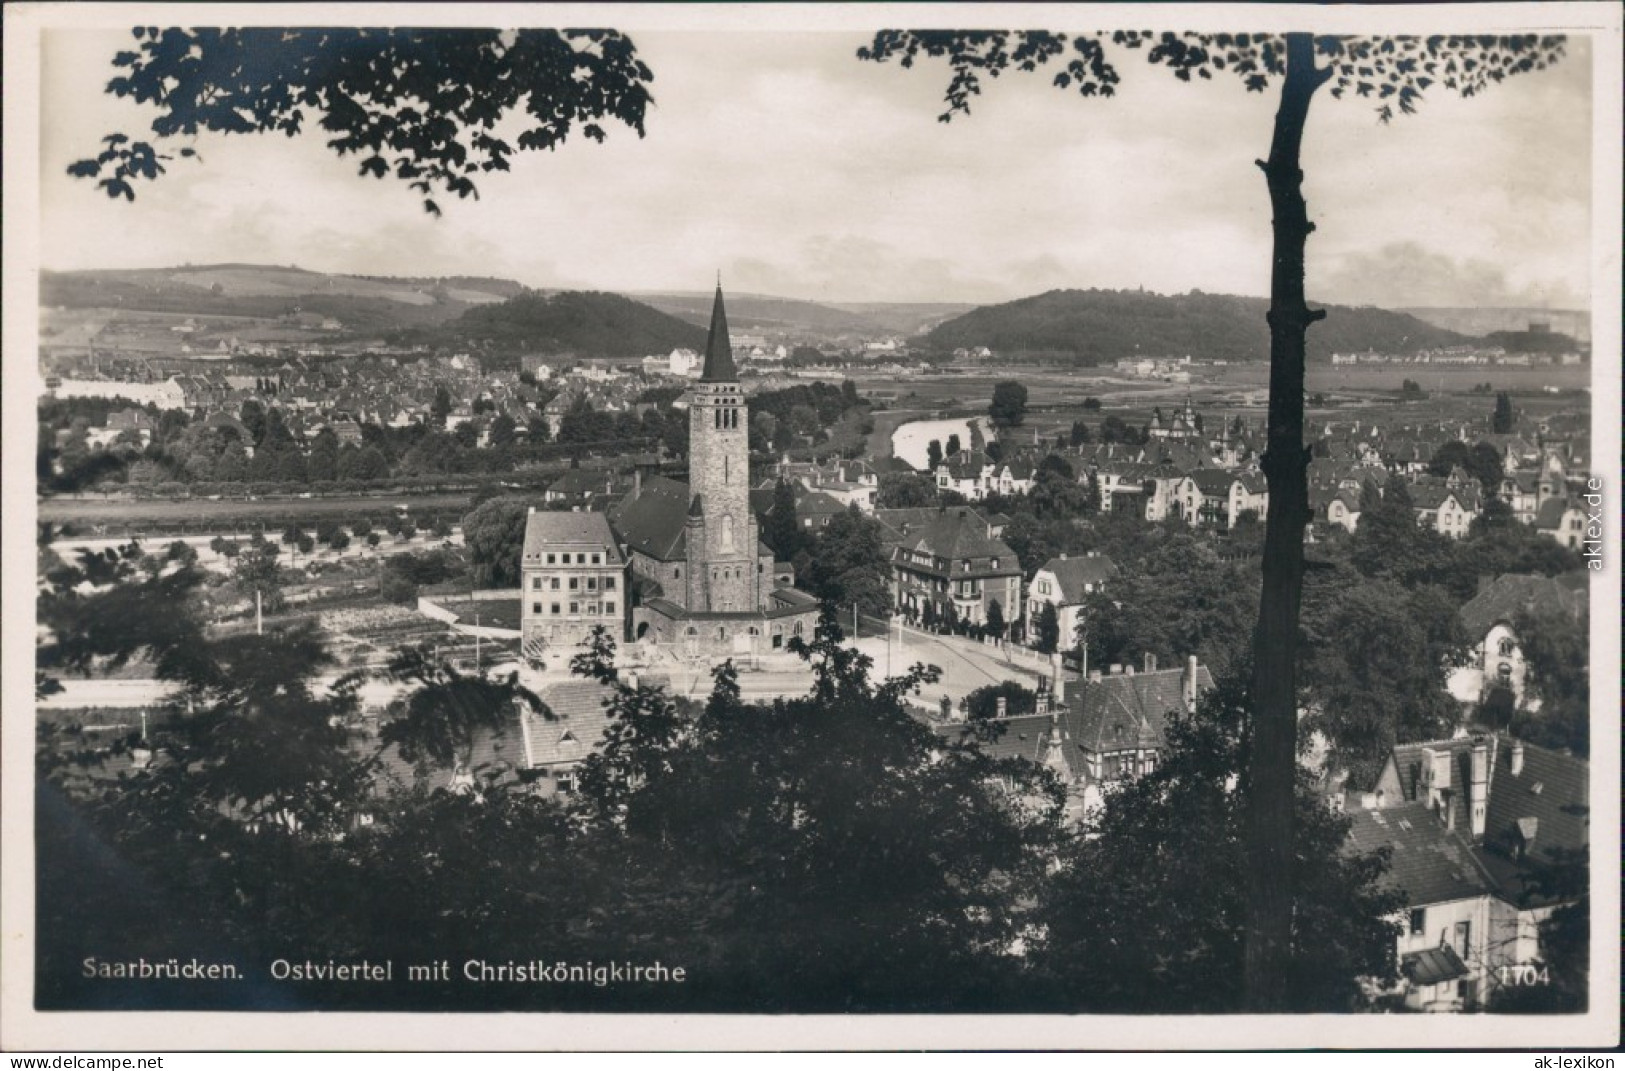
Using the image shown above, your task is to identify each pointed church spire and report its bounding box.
[700,277,737,382]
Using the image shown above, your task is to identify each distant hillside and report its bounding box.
[637,291,883,336]
[393,290,707,358]
[1398,306,1589,343]
[826,301,980,335]
[923,289,1474,363]
[637,292,979,339]
[41,265,526,332]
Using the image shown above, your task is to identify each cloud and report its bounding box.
[1316,241,1588,310]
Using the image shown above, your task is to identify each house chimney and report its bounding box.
[1109,663,1122,676]
[1051,652,1067,704]
[634,468,642,498]
[528,505,535,514]
[1183,655,1198,712]
[1421,746,1450,809]
[1059,553,1067,561]
[1088,669,1102,682]
[1510,741,1525,777]
[1443,789,1457,831]
[1124,665,1135,677]
[1470,739,1489,839]
[1144,652,1157,674]
[995,696,1007,718]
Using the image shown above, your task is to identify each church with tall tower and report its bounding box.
[607,280,819,656]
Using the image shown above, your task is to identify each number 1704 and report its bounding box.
[1498,964,1551,986]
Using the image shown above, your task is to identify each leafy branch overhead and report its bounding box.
[858,31,1565,123]
[69,27,656,214]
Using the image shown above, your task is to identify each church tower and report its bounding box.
[687,281,762,613]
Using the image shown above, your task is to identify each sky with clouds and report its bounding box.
[37,16,1594,309]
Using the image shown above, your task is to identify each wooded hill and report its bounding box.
[390,290,708,358]
[922,288,1475,364]
[41,265,526,334]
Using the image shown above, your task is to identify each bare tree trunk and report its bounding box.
[1243,31,1330,1011]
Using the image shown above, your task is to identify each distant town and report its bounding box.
[37,264,1594,1016]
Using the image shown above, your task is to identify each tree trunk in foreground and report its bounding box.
[1243,31,1329,1012]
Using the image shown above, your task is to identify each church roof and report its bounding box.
[609,475,691,562]
[700,281,738,383]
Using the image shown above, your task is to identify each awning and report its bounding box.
[1401,945,1469,987]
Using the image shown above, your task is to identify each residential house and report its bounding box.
[1410,484,1481,540]
[544,469,623,511]
[1347,734,1589,1011]
[1325,488,1363,533]
[516,679,618,797]
[1498,472,1541,525]
[1026,553,1117,651]
[890,507,1022,630]
[1448,573,1588,711]
[1056,656,1213,813]
[1532,498,1588,549]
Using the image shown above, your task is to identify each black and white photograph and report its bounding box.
[3,1,1619,1052]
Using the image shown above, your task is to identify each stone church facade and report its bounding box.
[610,282,819,657]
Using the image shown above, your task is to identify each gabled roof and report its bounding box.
[1344,801,1500,907]
[1059,664,1213,758]
[1038,554,1118,601]
[1533,497,1582,530]
[547,469,616,496]
[521,510,622,563]
[521,680,617,768]
[795,488,848,515]
[1191,469,1238,496]
[609,475,691,562]
[900,508,1017,564]
[699,282,737,383]
[1458,572,1588,639]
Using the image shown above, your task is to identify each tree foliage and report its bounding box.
[71,28,656,215]
[1036,675,1401,1011]
[460,494,529,588]
[988,380,1029,429]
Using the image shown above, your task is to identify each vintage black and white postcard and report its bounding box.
[3,1,1619,1052]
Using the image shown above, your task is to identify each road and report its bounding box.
[41,627,1046,716]
[40,677,409,711]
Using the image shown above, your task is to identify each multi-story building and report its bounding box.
[1026,553,1117,649]
[518,511,628,659]
[890,507,1022,630]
